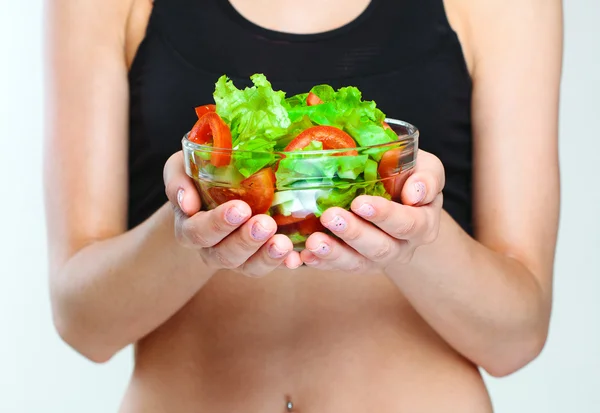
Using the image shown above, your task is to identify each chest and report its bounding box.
[226,0,372,34]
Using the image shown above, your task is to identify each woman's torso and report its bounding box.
[121,0,489,411]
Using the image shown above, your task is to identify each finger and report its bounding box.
[209,214,277,269]
[178,200,252,248]
[351,195,440,245]
[163,151,201,216]
[283,250,303,270]
[320,206,411,264]
[351,196,428,239]
[240,234,294,277]
[400,150,445,206]
[302,232,369,272]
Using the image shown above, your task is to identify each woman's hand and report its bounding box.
[300,150,445,273]
[164,152,303,276]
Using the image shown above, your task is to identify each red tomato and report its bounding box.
[206,168,275,215]
[188,112,233,167]
[195,104,216,119]
[306,92,324,106]
[284,126,358,156]
[239,168,276,215]
[382,121,392,131]
[378,148,402,196]
[273,214,325,235]
[207,187,241,205]
[189,160,200,178]
[297,214,325,235]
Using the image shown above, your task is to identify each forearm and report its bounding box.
[51,203,215,362]
[386,210,551,377]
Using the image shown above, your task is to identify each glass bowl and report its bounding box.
[182,118,419,250]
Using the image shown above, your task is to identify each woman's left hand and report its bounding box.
[300,150,445,273]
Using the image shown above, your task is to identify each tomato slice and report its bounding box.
[382,121,392,131]
[239,168,276,215]
[284,126,358,156]
[206,168,275,215]
[306,92,324,106]
[297,214,325,235]
[378,148,403,196]
[188,112,233,167]
[208,187,243,205]
[273,214,325,236]
[195,104,216,119]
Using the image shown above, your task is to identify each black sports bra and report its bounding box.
[127,0,473,234]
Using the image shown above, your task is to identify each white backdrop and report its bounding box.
[1,1,599,412]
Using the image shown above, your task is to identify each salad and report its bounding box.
[183,74,416,247]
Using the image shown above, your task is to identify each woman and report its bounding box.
[44,0,562,411]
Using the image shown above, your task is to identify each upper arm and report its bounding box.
[44,0,133,275]
[466,0,563,285]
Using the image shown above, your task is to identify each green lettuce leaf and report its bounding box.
[275,138,368,188]
[285,85,395,149]
[213,74,291,176]
[309,84,336,102]
[285,92,308,109]
[274,115,315,150]
[364,158,378,182]
[287,102,343,128]
[316,180,391,214]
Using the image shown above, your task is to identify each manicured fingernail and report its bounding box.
[177,189,185,209]
[251,221,272,241]
[324,215,347,232]
[309,242,330,256]
[304,255,319,265]
[355,203,375,217]
[225,206,247,225]
[412,182,426,204]
[268,244,288,259]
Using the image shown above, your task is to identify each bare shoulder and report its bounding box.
[46,0,154,66]
[444,0,563,78]
[46,0,133,45]
[125,0,154,69]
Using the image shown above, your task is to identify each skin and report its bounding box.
[44,0,562,411]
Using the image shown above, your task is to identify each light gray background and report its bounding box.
[1,1,598,412]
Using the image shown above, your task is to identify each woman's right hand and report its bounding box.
[163,152,303,276]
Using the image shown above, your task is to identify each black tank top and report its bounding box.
[127,0,473,234]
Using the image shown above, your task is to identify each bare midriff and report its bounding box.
[119,267,492,413]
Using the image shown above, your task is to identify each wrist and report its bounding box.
[156,202,219,278]
[383,211,463,279]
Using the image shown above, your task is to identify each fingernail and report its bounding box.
[304,255,319,265]
[412,182,426,204]
[268,244,288,259]
[251,221,272,241]
[324,215,347,232]
[177,189,185,209]
[309,242,330,256]
[225,206,247,225]
[355,203,375,217]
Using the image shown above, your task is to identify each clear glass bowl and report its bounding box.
[182,118,419,250]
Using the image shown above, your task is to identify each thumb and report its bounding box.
[163,151,202,216]
[400,150,445,206]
